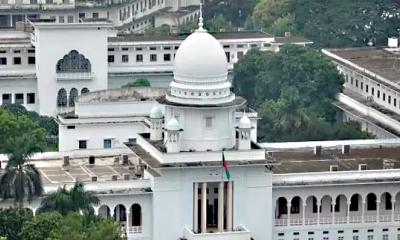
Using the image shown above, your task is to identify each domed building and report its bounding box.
[160,20,246,152]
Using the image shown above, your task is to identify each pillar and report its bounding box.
[347,201,351,223]
[317,203,321,225]
[287,203,291,226]
[361,200,365,223]
[332,202,335,224]
[126,209,131,237]
[218,182,224,232]
[376,200,380,222]
[391,199,396,222]
[302,203,306,225]
[201,182,207,233]
[226,181,233,231]
[193,182,199,232]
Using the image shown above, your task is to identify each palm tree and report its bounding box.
[0,136,44,207]
[38,181,99,216]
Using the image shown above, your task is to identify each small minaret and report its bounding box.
[165,117,181,153]
[237,114,252,150]
[150,106,163,141]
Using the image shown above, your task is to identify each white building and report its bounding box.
[323,44,400,139]
[0,19,311,116]
[0,0,201,33]
[2,15,400,240]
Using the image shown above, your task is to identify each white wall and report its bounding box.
[34,23,109,116]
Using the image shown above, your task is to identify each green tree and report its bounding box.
[250,0,293,33]
[233,45,372,141]
[21,212,62,240]
[146,24,170,36]
[204,0,256,27]
[0,208,33,240]
[38,182,99,216]
[122,78,151,88]
[179,15,234,33]
[0,109,45,206]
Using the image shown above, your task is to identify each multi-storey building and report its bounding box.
[0,0,201,33]
[323,40,400,139]
[0,20,311,116]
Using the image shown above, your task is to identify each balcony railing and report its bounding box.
[275,214,400,227]
[56,72,94,81]
[128,226,142,234]
[183,225,251,240]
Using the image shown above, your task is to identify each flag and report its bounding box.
[222,152,231,181]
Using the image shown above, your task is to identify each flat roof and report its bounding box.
[77,87,167,104]
[108,31,273,43]
[270,147,400,174]
[325,47,400,86]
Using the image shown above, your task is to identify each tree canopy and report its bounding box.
[249,0,400,47]
[0,208,33,240]
[233,45,373,141]
[38,182,100,216]
[204,0,257,27]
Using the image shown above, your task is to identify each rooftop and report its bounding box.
[324,47,400,88]
[77,87,167,104]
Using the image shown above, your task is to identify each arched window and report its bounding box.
[276,197,287,217]
[69,88,78,107]
[350,194,360,211]
[131,204,142,226]
[56,50,91,73]
[367,193,377,211]
[57,88,67,107]
[81,88,89,94]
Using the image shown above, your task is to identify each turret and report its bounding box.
[150,106,163,141]
[237,115,252,150]
[165,117,181,153]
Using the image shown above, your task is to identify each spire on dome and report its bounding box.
[197,1,206,31]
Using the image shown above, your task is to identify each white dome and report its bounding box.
[166,26,235,106]
[166,117,180,131]
[239,115,252,129]
[173,30,228,83]
[150,106,163,119]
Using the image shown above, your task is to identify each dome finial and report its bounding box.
[198,1,205,31]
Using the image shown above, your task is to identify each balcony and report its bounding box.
[275,214,400,227]
[56,72,94,81]
[182,226,251,240]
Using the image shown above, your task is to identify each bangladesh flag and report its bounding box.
[222,152,231,181]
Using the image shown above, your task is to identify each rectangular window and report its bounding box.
[104,139,112,149]
[164,53,171,62]
[122,55,129,63]
[59,16,64,23]
[388,95,391,104]
[360,82,363,90]
[122,47,129,51]
[368,235,373,240]
[27,93,35,104]
[108,55,114,63]
[28,56,35,64]
[163,46,171,50]
[372,87,375,96]
[135,47,143,51]
[377,90,380,98]
[205,117,213,129]
[366,84,369,93]
[149,46,157,51]
[15,93,23,104]
[383,235,388,240]
[351,77,353,85]
[136,54,143,62]
[0,57,7,65]
[79,13,85,19]
[395,98,397,107]
[78,140,87,149]
[2,94,11,104]
[355,79,358,87]
[225,52,230,63]
[67,16,74,23]
[13,57,21,65]
[150,54,157,62]
[383,93,386,101]
[92,12,99,19]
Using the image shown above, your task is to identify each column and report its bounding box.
[376,200,380,223]
[346,201,351,223]
[193,182,199,233]
[331,202,335,224]
[287,203,291,226]
[126,209,131,237]
[302,203,306,225]
[391,199,396,222]
[218,182,224,232]
[361,200,365,223]
[317,203,321,225]
[94,207,99,216]
[201,182,207,233]
[226,181,233,231]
